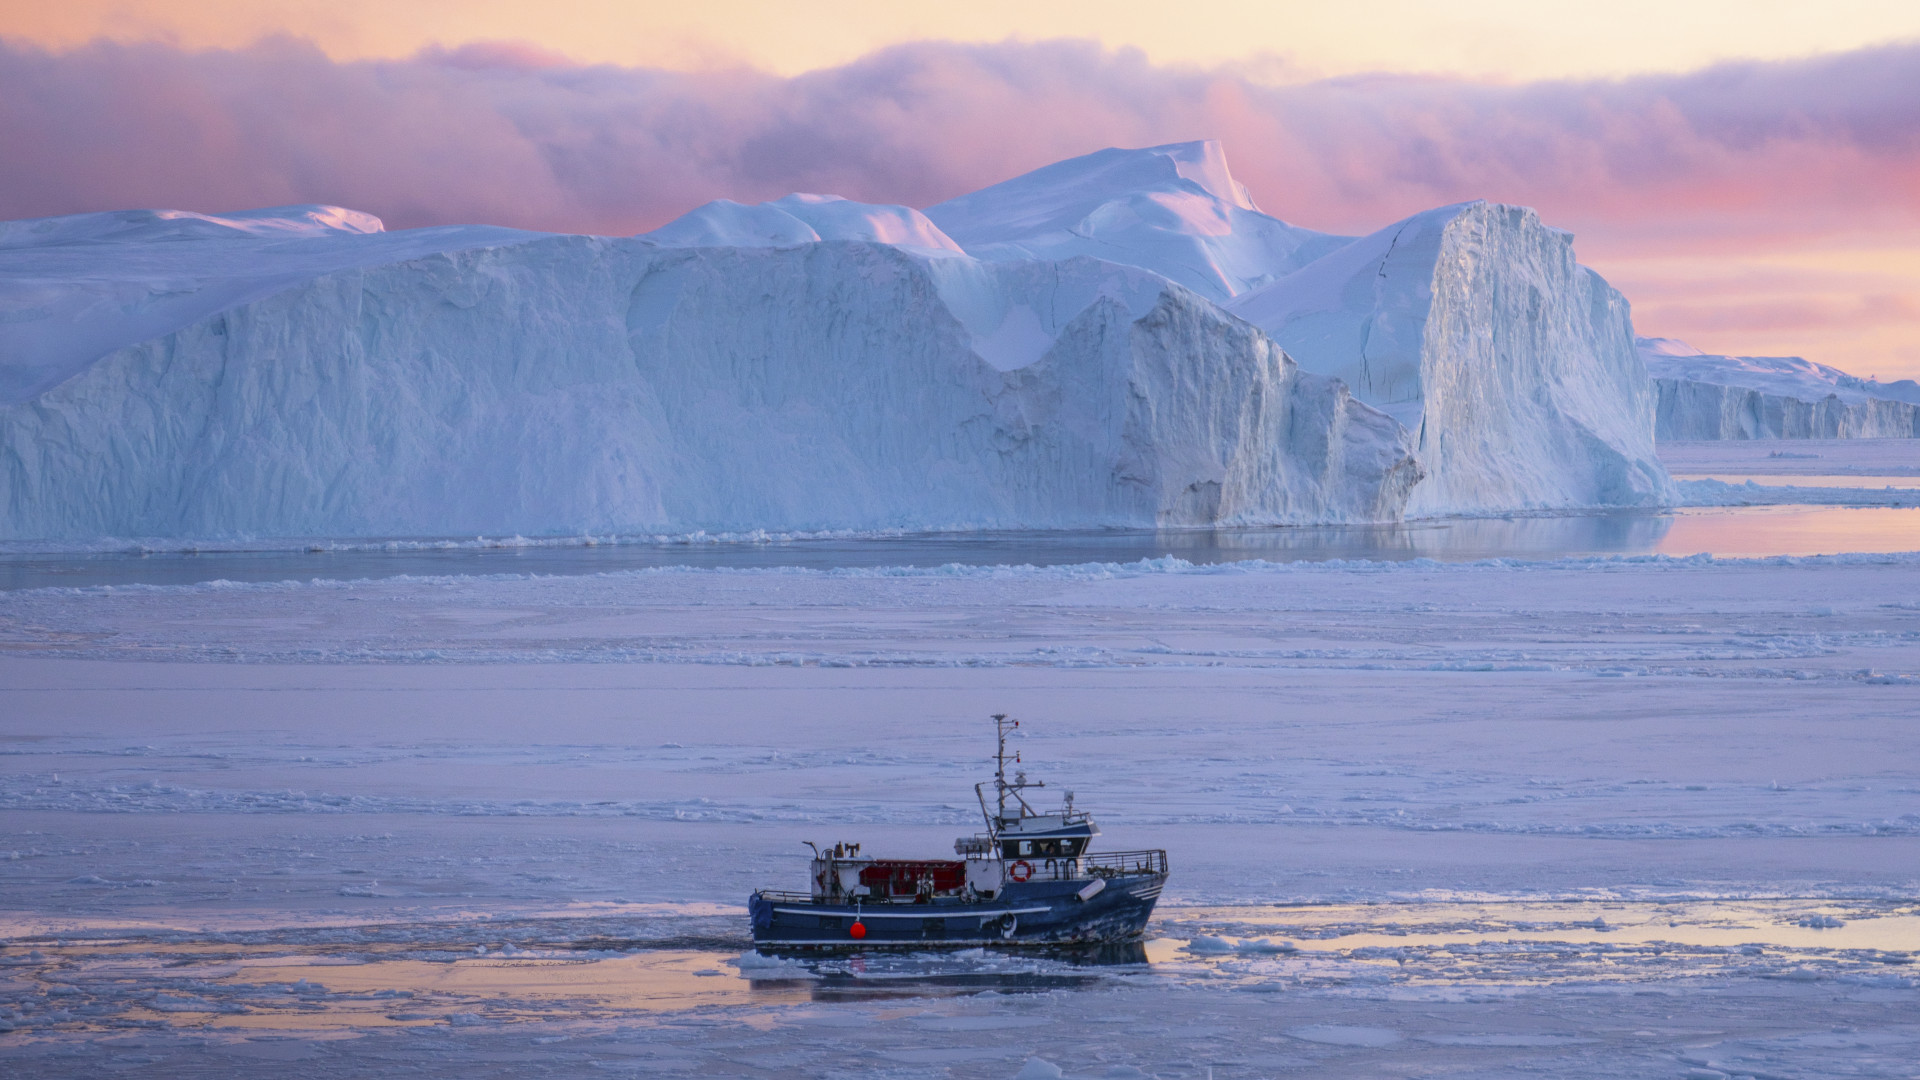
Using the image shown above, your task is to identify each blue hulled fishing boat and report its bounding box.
[749,715,1168,950]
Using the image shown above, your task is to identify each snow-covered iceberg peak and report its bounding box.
[1638,336,1704,358]
[925,141,1350,303]
[641,193,963,254]
[1231,201,1672,515]
[0,205,384,249]
[933,140,1259,241]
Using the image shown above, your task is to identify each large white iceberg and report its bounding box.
[1641,337,1920,439]
[1,141,1683,541]
[0,207,1417,540]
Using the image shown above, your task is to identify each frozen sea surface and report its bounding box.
[2,552,1917,1076]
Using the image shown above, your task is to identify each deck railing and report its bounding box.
[1003,849,1168,883]
[1081,848,1169,878]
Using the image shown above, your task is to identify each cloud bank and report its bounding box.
[1,35,1915,244]
[2,34,1918,371]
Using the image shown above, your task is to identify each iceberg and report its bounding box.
[1228,203,1672,515]
[0,208,1417,540]
[0,141,1683,541]
[1641,337,1920,440]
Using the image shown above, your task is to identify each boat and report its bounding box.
[748,714,1168,950]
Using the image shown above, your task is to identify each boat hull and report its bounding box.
[750,873,1165,950]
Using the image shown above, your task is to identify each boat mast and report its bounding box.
[993,713,1016,819]
[975,714,1045,839]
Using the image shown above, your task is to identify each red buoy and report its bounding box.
[849,921,867,940]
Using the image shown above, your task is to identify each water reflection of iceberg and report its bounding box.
[1140,512,1676,563]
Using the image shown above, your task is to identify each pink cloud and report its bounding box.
[1,35,1917,248]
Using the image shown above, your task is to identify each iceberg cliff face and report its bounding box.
[1229,202,1672,515]
[1641,338,1920,439]
[0,231,1417,540]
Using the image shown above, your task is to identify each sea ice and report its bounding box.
[0,549,1916,1077]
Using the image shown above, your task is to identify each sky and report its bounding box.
[2,1,1918,378]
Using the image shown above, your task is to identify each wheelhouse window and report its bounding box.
[1000,837,1086,859]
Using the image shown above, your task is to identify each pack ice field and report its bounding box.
[1,551,1916,1079]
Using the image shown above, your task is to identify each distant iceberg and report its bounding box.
[1641,337,1920,440]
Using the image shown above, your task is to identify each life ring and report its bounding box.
[1008,859,1033,882]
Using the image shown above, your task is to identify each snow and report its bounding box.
[925,140,1351,304]
[1232,203,1672,515]
[1640,337,1920,439]
[640,192,964,254]
[0,205,385,248]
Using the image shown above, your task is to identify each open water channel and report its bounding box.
[3,503,1918,593]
